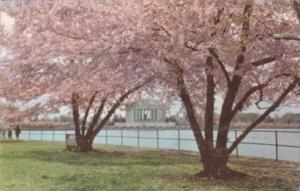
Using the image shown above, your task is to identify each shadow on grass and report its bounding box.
[45,167,296,191]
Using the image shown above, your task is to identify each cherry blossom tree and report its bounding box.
[0,1,156,151]
[1,0,299,179]
[132,0,300,178]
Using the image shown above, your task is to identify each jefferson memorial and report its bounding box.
[115,99,176,127]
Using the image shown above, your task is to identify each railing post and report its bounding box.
[41,130,43,141]
[156,128,159,150]
[105,128,108,145]
[178,128,181,150]
[28,130,31,141]
[235,130,239,157]
[121,128,123,146]
[275,131,278,161]
[52,129,55,142]
[137,127,140,148]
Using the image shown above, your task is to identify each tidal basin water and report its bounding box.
[16,128,300,163]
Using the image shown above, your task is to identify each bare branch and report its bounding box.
[158,24,171,38]
[216,1,258,149]
[184,41,200,51]
[254,87,265,109]
[228,79,299,154]
[251,56,277,67]
[204,56,215,148]
[178,73,205,149]
[164,58,184,74]
[164,58,205,150]
[86,97,107,137]
[152,23,171,39]
[232,84,267,116]
[232,73,293,117]
[81,91,98,136]
[92,79,152,137]
[71,92,81,138]
[274,34,300,41]
[209,48,231,84]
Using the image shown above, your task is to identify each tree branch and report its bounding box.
[86,97,107,138]
[251,56,277,67]
[81,91,98,136]
[274,34,300,41]
[71,92,81,139]
[232,73,293,117]
[204,56,215,149]
[216,1,254,149]
[164,58,205,151]
[254,86,265,109]
[92,79,152,138]
[209,48,231,84]
[234,0,254,71]
[228,79,299,154]
[232,84,267,117]
[184,42,200,51]
[157,24,171,38]
[152,23,171,39]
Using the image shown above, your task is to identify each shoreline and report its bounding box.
[20,126,300,131]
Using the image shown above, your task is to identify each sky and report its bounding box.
[168,98,300,117]
[0,11,14,32]
[1,9,300,118]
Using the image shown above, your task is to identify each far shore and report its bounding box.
[19,123,300,131]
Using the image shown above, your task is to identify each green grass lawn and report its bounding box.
[0,141,299,191]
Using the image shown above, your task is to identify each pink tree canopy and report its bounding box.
[0,1,158,117]
[0,1,160,150]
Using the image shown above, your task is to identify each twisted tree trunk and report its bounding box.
[70,80,150,152]
[199,149,241,179]
[76,136,94,152]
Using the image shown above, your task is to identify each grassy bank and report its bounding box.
[0,141,299,191]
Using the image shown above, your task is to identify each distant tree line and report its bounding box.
[232,112,300,124]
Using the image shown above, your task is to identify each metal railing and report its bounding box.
[1,127,300,162]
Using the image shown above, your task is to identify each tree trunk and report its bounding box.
[198,148,247,179]
[76,136,94,152]
[294,0,300,21]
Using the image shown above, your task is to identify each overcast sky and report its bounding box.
[168,98,300,117]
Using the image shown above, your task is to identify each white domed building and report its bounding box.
[114,99,176,128]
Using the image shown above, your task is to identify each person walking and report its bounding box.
[15,126,21,140]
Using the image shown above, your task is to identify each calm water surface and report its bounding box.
[12,128,300,162]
